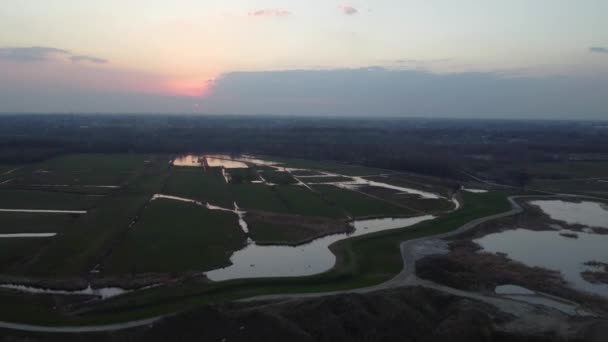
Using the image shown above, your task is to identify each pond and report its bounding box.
[206,215,435,281]
[530,200,608,228]
[476,228,608,297]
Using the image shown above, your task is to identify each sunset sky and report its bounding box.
[1,1,607,118]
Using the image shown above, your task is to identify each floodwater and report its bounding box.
[0,233,56,238]
[530,200,608,228]
[462,188,488,193]
[306,175,440,199]
[0,209,86,214]
[476,228,608,297]
[206,215,435,281]
[236,155,281,166]
[172,155,203,167]
[205,157,248,169]
[0,284,155,300]
[30,184,120,189]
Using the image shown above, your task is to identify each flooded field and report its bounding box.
[172,155,203,167]
[205,156,248,169]
[530,200,608,228]
[206,215,434,281]
[476,228,608,297]
[0,209,87,214]
[0,233,56,238]
[462,188,488,193]
[0,283,144,299]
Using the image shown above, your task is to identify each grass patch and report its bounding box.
[232,184,287,212]
[260,171,297,185]
[16,154,149,186]
[274,185,345,218]
[0,189,99,210]
[314,184,411,217]
[104,199,246,274]
[248,221,315,245]
[164,167,233,208]
[0,239,47,272]
[0,212,80,233]
[20,158,171,276]
[300,176,353,183]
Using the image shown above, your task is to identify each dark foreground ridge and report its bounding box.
[5,287,602,342]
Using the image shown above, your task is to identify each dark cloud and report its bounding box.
[0,46,108,64]
[200,67,608,119]
[0,47,68,62]
[249,9,291,17]
[340,5,358,15]
[590,47,608,54]
[70,55,108,64]
[394,58,452,64]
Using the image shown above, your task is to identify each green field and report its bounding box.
[164,167,233,208]
[13,154,150,186]
[260,170,297,184]
[0,189,99,210]
[247,221,316,245]
[0,239,47,273]
[232,183,287,212]
[314,184,411,217]
[0,212,80,234]
[274,185,345,218]
[104,199,246,274]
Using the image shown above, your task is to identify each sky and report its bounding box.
[0,0,607,119]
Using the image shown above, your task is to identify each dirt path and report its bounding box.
[0,317,163,333]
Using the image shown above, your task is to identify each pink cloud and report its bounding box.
[340,5,358,15]
[249,9,291,17]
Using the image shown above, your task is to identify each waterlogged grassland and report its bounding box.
[0,154,518,325]
[314,184,412,218]
[105,199,246,274]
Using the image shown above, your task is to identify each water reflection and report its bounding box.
[531,200,608,228]
[0,284,156,299]
[0,233,56,238]
[205,157,248,169]
[476,228,608,297]
[206,215,435,281]
[172,155,203,167]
